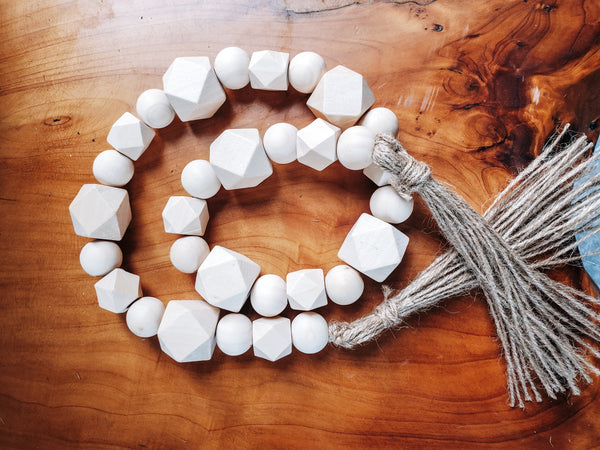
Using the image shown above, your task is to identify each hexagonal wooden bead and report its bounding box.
[69,184,132,241]
[157,300,220,363]
[106,112,155,161]
[363,163,393,187]
[296,118,340,171]
[162,196,209,236]
[253,317,292,362]
[286,268,327,311]
[94,268,142,313]
[338,213,409,282]
[248,50,289,91]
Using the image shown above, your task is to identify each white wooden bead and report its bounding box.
[296,118,340,171]
[162,196,209,236]
[92,149,134,187]
[307,65,375,129]
[216,313,253,356]
[248,50,289,91]
[336,125,375,170]
[360,107,399,137]
[106,112,155,161]
[263,123,298,164]
[289,51,325,94]
[195,246,261,312]
[250,274,287,317]
[126,296,165,338]
[338,213,409,282]
[157,300,220,362]
[363,163,393,187]
[370,185,414,224]
[214,46,250,90]
[69,184,132,241]
[135,89,175,129]
[79,240,123,277]
[181,159,221,199]
[162,56,226,121]
[210,129,273,189]
[286,268,327,311]
[94,268,142,313]
[291,312,328,354]
[325,264,364,305]
[253,317,292,361]
[169,236,210,273]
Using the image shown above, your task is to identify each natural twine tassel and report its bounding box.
[329,126,600,408]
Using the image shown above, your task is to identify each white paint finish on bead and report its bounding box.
[370,185,414,224]
[169,236,210,273]
[288,51,325,94]
[296,118,340,171]
[291,312,329,354]
[214,46,250,90]
[338,213,409,282]
[248,50,289,91]
[336,125,375,170]
[162,57,226,121]
[253,317,292,361]
[286,268,327,311]
[181,159,221,199]
[94,268,142,313]
[93,150,134,187]
[79,240,123,277]
[157,300,220,363]
[216,313,253,356]
[106,112,155,161]
[363,163,393,187]
[360,107,399,137]
[250,274,287,317]
[263,123,298,164]
[69,184,132,241]
[307,65,375,129]
[162,196,209,236]
[325,264,364,305]
[126,296,165,338]
[136,89,175,129]
[195,246,261,312]
[210,128,273,189]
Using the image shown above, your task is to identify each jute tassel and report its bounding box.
[329,125,600,408]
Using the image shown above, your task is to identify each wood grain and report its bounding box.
[1,0,600,447]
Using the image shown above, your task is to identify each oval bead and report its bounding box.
[80,240,123,277]
[325,265,364,305]
[214,46,250,90]
[369,185,414,224]
[250,274,287,317]
[360,107,399,137]
[93,149,134,187]
[216,313,253,356]
[336,126,375,170]
[136,89,175,129]
[169,236,210,274]
[289,51,326,94]
[126,296,165,338]
[263,123,298,164]
[181,159,221,199]
[291,312,329,354]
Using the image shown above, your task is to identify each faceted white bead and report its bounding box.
[307,65,375,129]
[338,213,409,282]
[370,185,414,224]
[157,300,220,363]
[214,46,250,90]
[210,128,273,189]
[250,274,287,317]
[162,56,226,121]
[263,123,298,164]
[106,112,155,161]
[216,313,253,356]
[136,89,175,129]
[336,125,375,170]
[325,264,364,306]
[126,296,165,338]
[181,159,221,199]
[195,246,261,312]
[169,236,210,274]
[291,312,329,354]
[253,317,292,362]
[93,149,134,187]
[248,50,289,91]
[288,51,325,94]
[360,107,399,137]
[69,184,132,241]
[79,240,123,277]
[363,163,393,187]
[162,196,209,236]
[296,118,340,171]
[94,268,142,313]
[286,268,327,311]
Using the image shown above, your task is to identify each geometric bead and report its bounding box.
[94,268,142,313]
[253,317,292,362]
[286,268,327,311]
[296,118,340,171]
[248,50,289,91]
[363,163,393,187]
[106,112,155,161]
[162,196,209,236]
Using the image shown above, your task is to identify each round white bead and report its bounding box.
[135,89,175,129]
[92,150,134,187]
[250,274,287,317]
[181,159,221,199]
[370,185,414,224]
[336,126,375,170]
[360,107,399,137]
[291,312,329,354]
[169,236,210,273]
[325,265,364,305]
[263,123,298,164]
[126,296,165,338]
[216,313,253,356]
[289,51,326,94]
[214,46,250,90]
[79,240,123,277]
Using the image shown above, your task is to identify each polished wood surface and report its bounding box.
[2,0,600,447]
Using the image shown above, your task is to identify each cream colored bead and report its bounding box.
[126,296,165,338]
[216,313,253,356]
[106,112,155,161]
[289,51,325,94]
[249,50,289,91]
[336,125,375,170]
[169,236,210,273]
[363,163,393,187]
[253,317,292,361]
[214,47,250,90]
[93,149,134,187]
[370,185,414,224]
[94,268,142,314]
[360,107,399,137]
[136,89,175,129]
[162,196,209,236]
[291,312,329,354]
[325,264,364,305]
[250,274,287,317]
[286,268,327,311]
[263,123,298,164]
[79,240,123,277]
[296,118,340,171]
[181,159,221,199]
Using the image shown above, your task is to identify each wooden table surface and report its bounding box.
[2,0,600,447]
